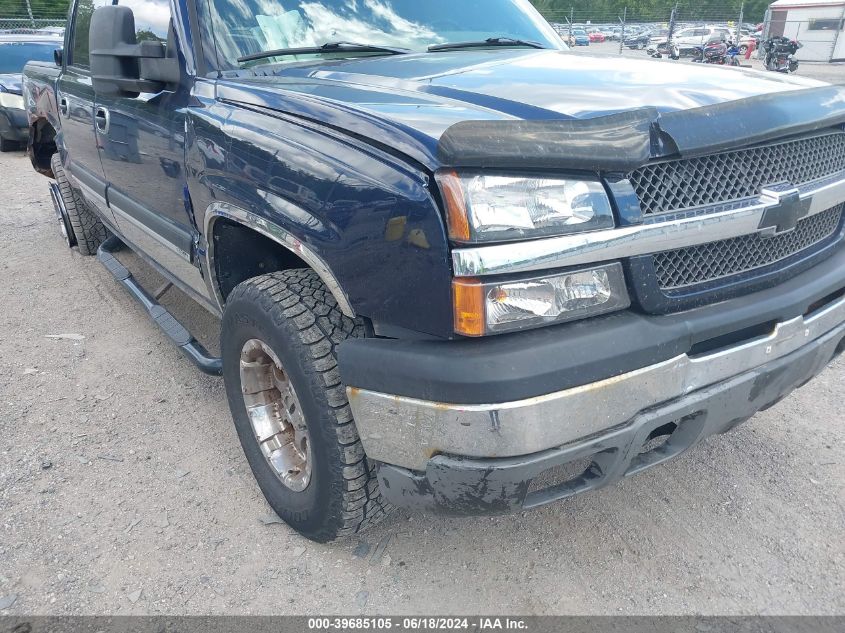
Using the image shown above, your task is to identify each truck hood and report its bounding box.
[217,49,836,169]
[0,73,22,95]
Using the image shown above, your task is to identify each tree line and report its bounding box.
[1,0,69,19]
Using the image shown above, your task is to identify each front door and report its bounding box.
[57,0,116,226]
[92,0,207,298]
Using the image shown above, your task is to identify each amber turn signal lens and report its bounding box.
[453,279,485,337]
[437,170,471,242]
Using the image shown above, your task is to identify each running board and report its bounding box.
[97,236,223,376]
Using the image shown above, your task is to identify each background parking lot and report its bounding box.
[1,93,844,614]
[576,40,845,84]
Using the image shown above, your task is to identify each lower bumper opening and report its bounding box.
[524,455,604,505]
[522,412,706,509]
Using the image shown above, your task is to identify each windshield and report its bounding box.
[203,0,563,69]
[0,42,57,74]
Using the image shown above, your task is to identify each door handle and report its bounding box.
[95,107,110,135]
[59,96,68,117]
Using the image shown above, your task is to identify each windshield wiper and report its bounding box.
[238,41,410,64]
[428,37,547,52]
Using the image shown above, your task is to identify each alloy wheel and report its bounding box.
[239,339,312,492]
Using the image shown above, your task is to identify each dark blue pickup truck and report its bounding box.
[22,0,845,542]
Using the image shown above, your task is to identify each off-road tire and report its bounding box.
[50,153,109,255]
[221,269,390,542]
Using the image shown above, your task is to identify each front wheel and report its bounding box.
[221,269,390,542]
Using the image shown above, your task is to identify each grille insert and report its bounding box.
[653,205,844,290]
[629,132,845,216]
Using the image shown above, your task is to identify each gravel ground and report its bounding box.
[1,117,844,616]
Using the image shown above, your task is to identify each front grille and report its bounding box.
[629,132,845,216]
[653,205,844,290]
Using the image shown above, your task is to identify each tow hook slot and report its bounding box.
[689,322,778,358]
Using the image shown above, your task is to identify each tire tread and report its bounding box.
[50,154,108,256]
[228,269,391,539]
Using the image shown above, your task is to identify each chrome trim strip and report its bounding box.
[348,293,845,471]
[452,173,845,277]
[203,202,356,318]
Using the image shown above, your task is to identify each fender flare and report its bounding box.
[203,202,356,318]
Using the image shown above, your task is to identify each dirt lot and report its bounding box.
[1,129,844,615]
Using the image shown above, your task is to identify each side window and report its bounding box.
[809,19,844,31]
[69,0,171,69]
[70,0,108,69]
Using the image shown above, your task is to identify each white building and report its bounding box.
[768,0,845,61]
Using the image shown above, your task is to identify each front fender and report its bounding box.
[186,100,454,338]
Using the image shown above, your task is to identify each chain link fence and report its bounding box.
[0,16,65,32]
[0,0,67,32]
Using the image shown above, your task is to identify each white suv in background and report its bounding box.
[674,25,733,47]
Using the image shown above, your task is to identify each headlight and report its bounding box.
[438,171,614,243]
[453,263,630,336]
[0,92,24,109]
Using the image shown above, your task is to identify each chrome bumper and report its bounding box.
[348,293,845,472]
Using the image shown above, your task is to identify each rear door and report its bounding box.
[92,0,207,298]
[58,0,116,225]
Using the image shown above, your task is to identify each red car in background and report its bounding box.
[589,31,606,43]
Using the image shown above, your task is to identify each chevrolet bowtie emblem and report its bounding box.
[758,187,812,237]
